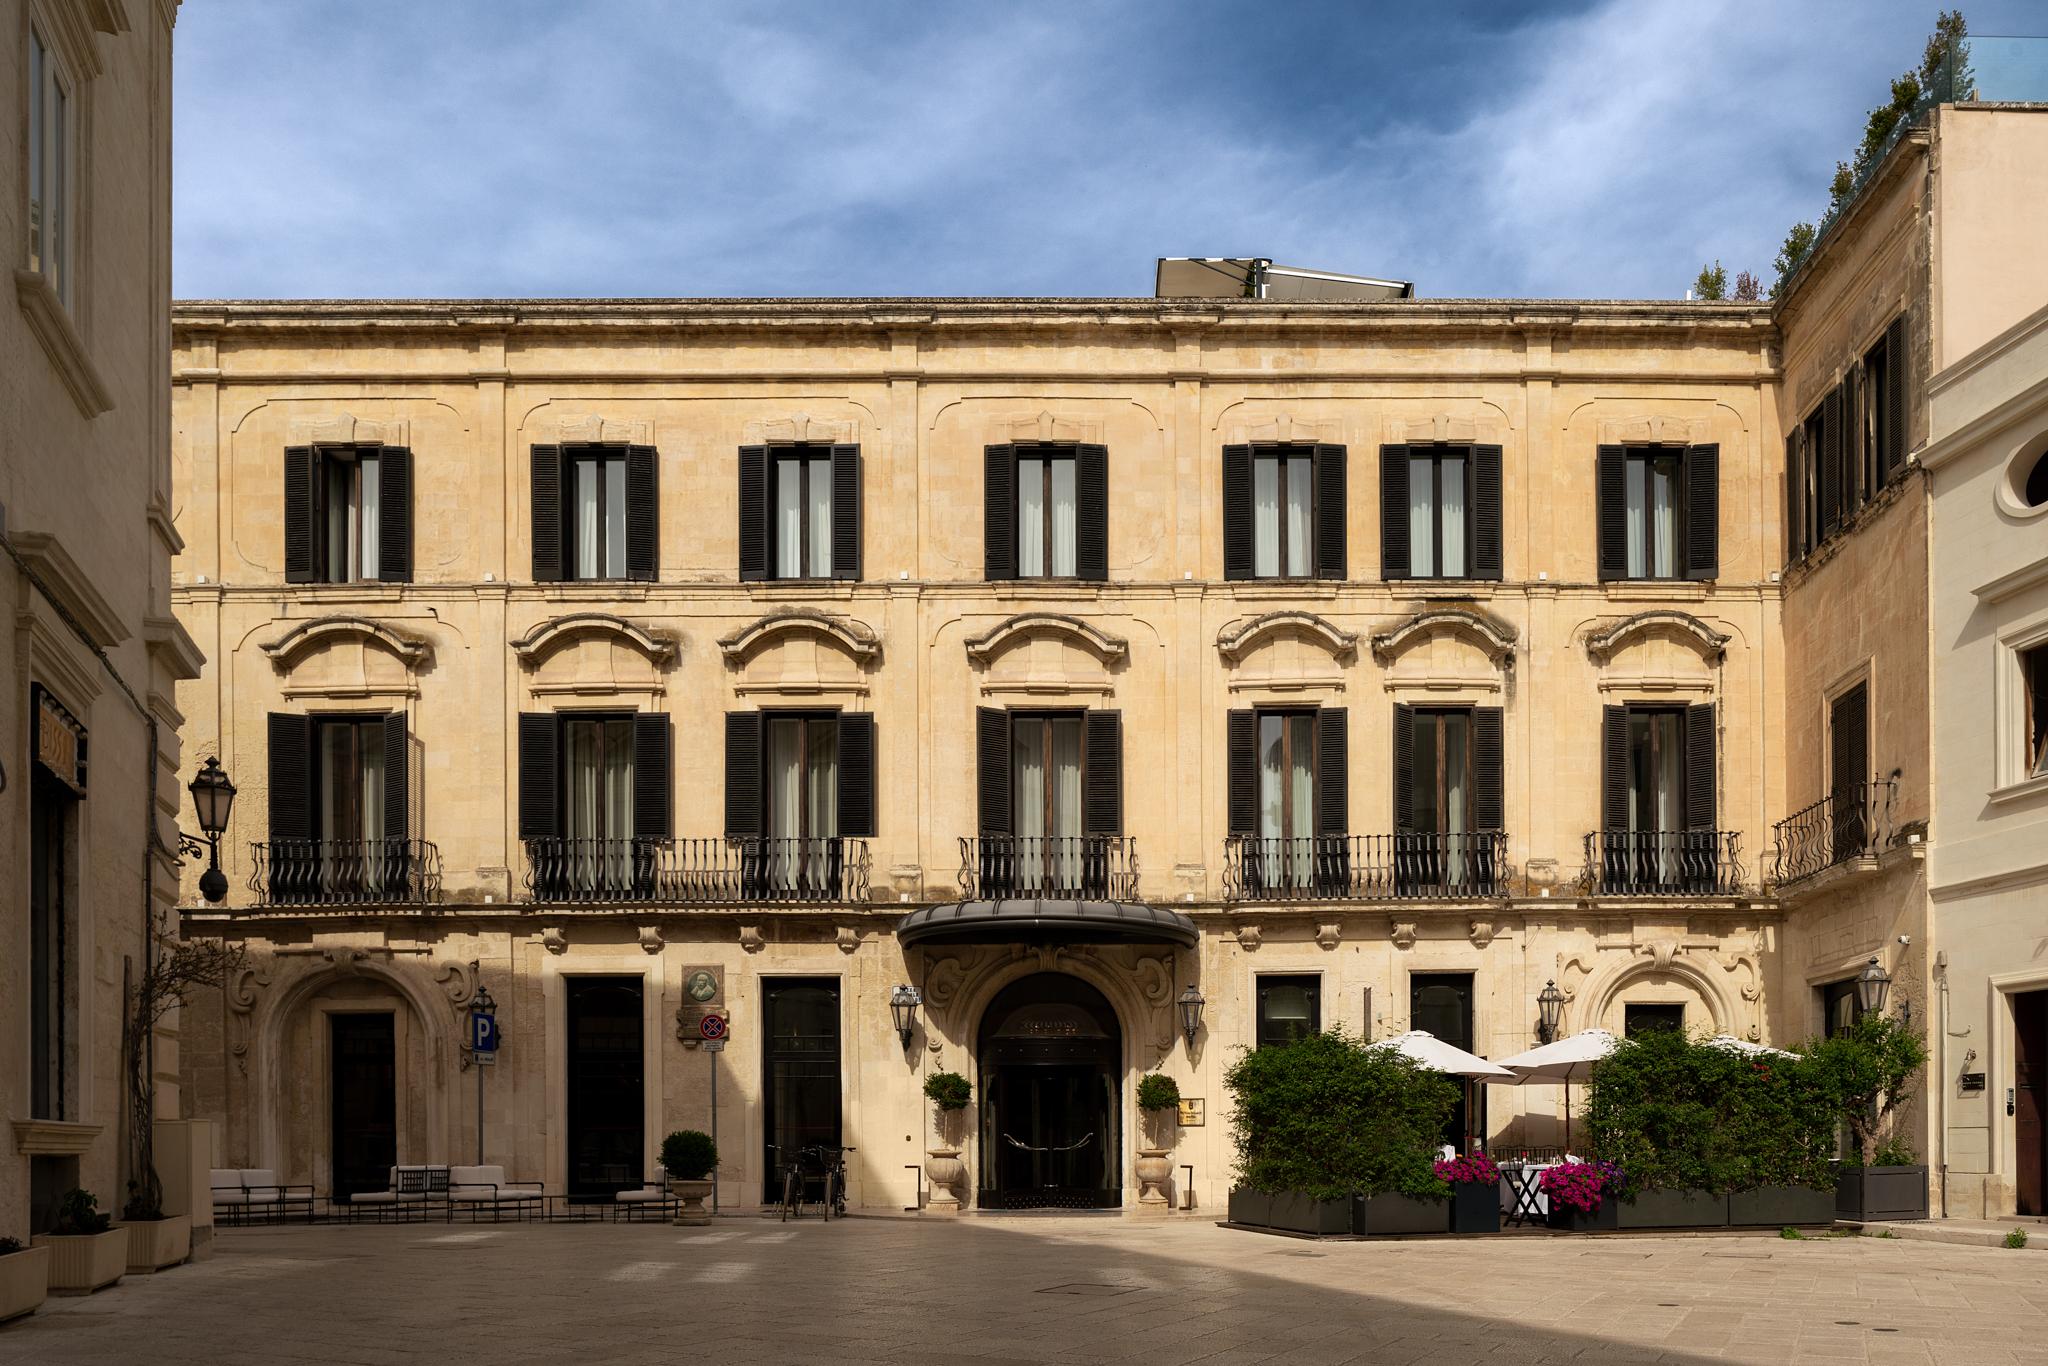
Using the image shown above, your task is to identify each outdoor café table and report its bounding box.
[1499,1161,1554,1227]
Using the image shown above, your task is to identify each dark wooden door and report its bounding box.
[1830,685,1869,861]
[2018,991,2047,1216]
[567,977,643,1199]
[330,1013,396,1199]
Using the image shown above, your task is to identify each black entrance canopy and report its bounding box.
[896,899,1198,950]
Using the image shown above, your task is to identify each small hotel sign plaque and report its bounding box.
[1177,1098,1205,1127]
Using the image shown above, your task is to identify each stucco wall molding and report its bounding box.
[719,608,879,667]
[1583,610,1729,665]
[1216,610,1358,665]
[513,612,678,669]
[967,612,1128,667]
[1370,607,1516,669]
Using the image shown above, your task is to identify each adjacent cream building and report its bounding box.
[3,0,202,1236]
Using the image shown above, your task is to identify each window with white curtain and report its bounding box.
[1257,710,1315,887]
[564,715,634,892]
[1012,713,1083,890]
[771,452,834,578]
[1017,449,1078,577]
[568,451,628,580]
[1626,708,1685,883]
[765,714,839,891]
[1405,708,1472,887]
[315,716,387,892]
[27,24,72,307]
[1406,448,1470,578]
[1624,449,1684,579]
[315,449,380,582]
[1252,451,1313,578]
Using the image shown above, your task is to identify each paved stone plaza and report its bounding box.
[3,1216,2045,1365]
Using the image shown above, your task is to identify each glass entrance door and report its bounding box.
[329,1012,396,1200]
[762,979,842,1204]
[566,977,643,1199]
[1411,972,1478,1151]
[977,973,1121,1210]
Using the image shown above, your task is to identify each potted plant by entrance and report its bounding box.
[0,1238,50,1323]
[660,1130,718,1227]
[115,1178,192,1273]
[1433,1152,1501,1234]
[1541,1162,1623,1232]
[1134,1073,1181,1212]
[1807,1013,1930,1221]
[32,1191,129,1295]
[922,1071,972,1213]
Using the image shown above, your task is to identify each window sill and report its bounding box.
[15,269,112,419]
[1227,581,1340,600]
[1395,580,1498,601]
[1988,771,2048,807]
[12,1119,103,1156]
[1600,580,1709,602]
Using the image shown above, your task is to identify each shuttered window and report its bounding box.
[1225,443,1344,580]
[270,711,409,896]
[1599,703,1714,833]
[1596,445,1717,581]
[1381,445,1501,580]
[284,445,413,584]
[984,443,1107,581]
[1788,314,1908,565]
[532,443,658,582]
[743,443,862,581]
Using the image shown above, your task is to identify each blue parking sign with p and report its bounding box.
[470,1011,499,1054]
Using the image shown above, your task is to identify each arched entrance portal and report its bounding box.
[977,973,1121,1209]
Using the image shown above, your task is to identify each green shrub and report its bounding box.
[923,1071,972,1111]
[0,1237,22,1256]
[2005,1227,2029,1249]
[1582,1029,1836,1195]
[1802,1013,1928,1166]
[1136,1073,1181,1113]
[1224,1028,1457,1202]
[50,1189,110,1236]
[659,1130,717,1180]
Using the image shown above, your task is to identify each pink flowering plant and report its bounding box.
[1538,1160,1624,1213]
[1432,1152,1501,1186]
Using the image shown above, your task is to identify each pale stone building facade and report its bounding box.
[2,0,201,1236]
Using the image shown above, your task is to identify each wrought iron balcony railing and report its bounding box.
[958,836,1139,902]
[249,839,443,906]
[1222,832,1509,901]
[522,836,870,905]
[1579,830,1745,897]
[1770,777,1899,888]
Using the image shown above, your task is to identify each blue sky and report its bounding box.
[172,1,2040,300]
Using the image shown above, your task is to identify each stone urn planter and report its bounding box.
[32,1228,129,1296]
[116,1214,192,1272]
[1134,1149,1173,1212]
[0,1245,50,1323]
[667,1179,714,1227]
[924,1148,967,1213]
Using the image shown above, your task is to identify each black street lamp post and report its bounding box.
[185,756,237,904]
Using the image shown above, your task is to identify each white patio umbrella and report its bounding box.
[1704,1034,1797,1059]
[1369,1030,1515,1079]
[1484,1028,1621,1149]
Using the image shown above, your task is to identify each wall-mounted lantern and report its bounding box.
[1177,984,1205,1050]
[889,984,922,1053]
[185,756,237,904]
[1536,979,1565,1044]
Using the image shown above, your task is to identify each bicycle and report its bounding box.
[802,1143,856,1220]
[768,1145,804,1222]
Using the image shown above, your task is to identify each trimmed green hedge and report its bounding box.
[1225,1028,1457,1201]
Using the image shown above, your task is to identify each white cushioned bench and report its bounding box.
[347,1166,450,1221]
[447,1165,544,1221]
[211,1168,314,1223]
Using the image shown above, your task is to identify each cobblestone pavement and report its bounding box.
[5,1216,2046,1365]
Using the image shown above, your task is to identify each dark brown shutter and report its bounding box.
[516,713,560,840]
[376,447,413,583]
[267,712,312,842]
[1083,709,1122,835]
[1075,442,1109,582]
[1684,703,1717,831]
[1830,685,1868,798]
[983,445,1017,581]
[530,445,563,582]
[1683,443,1719,581]
[1596,446,1627,581]
[284,447,316,583]
[836,711,875,838]
[1379,445,1411,580]
[1601,705,1629,831]
[380,712,408,840]
[723,712,763,837]
[1785,433,1803,563]
[976,707,1012,835]
[738,445,768,581]
[1226,709,1257,835]
[1820,387,1843,537]
[1222,444,1253,580]
[632,712,672,838]
[1471,444,1503,581]
[1473,706,1504,830]
[625,444,658,582]
[1882,314,1907,483]
[1314,706,1347,836]
[1392,703,1415,832]
[830,443,861,581]
[1313,443,1346,580]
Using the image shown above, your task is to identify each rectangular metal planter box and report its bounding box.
[1617,1188,1726,1229]
[1448,1181,1499,1234]
[1352,1192,1448,1236]
[1547,1200,1620,1232]
[1836,1165,1928,1222]
[31,1228,128,1296]
[1265,1192,1353,1235]
[1226,1189,1270,1228]
[0,1246,49,1323]
[1728,1185,1836,1227]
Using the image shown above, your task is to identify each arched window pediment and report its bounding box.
[1584,610,1729,665]
[719,609,880,667]
[261,616,431,673]
[1370,608,1517,668]
[1215,611,1359,665]
[512,613,677,670]
[965,612,1129,667]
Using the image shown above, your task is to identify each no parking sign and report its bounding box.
[699,1012,729,1043]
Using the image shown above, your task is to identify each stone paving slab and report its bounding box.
[1,1217,2044,1364]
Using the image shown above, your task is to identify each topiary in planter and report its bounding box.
[660,1130,718,1181]
[1136,1073,1181,1113]
[923,1071,972,1112]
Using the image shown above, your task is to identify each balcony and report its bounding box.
[522,836,870,905]
[1580,831,1745,897]
[249,839,444,907]
[1222,832,1508,901]
[958,836,1139,902]
[1770,777,1900,889]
